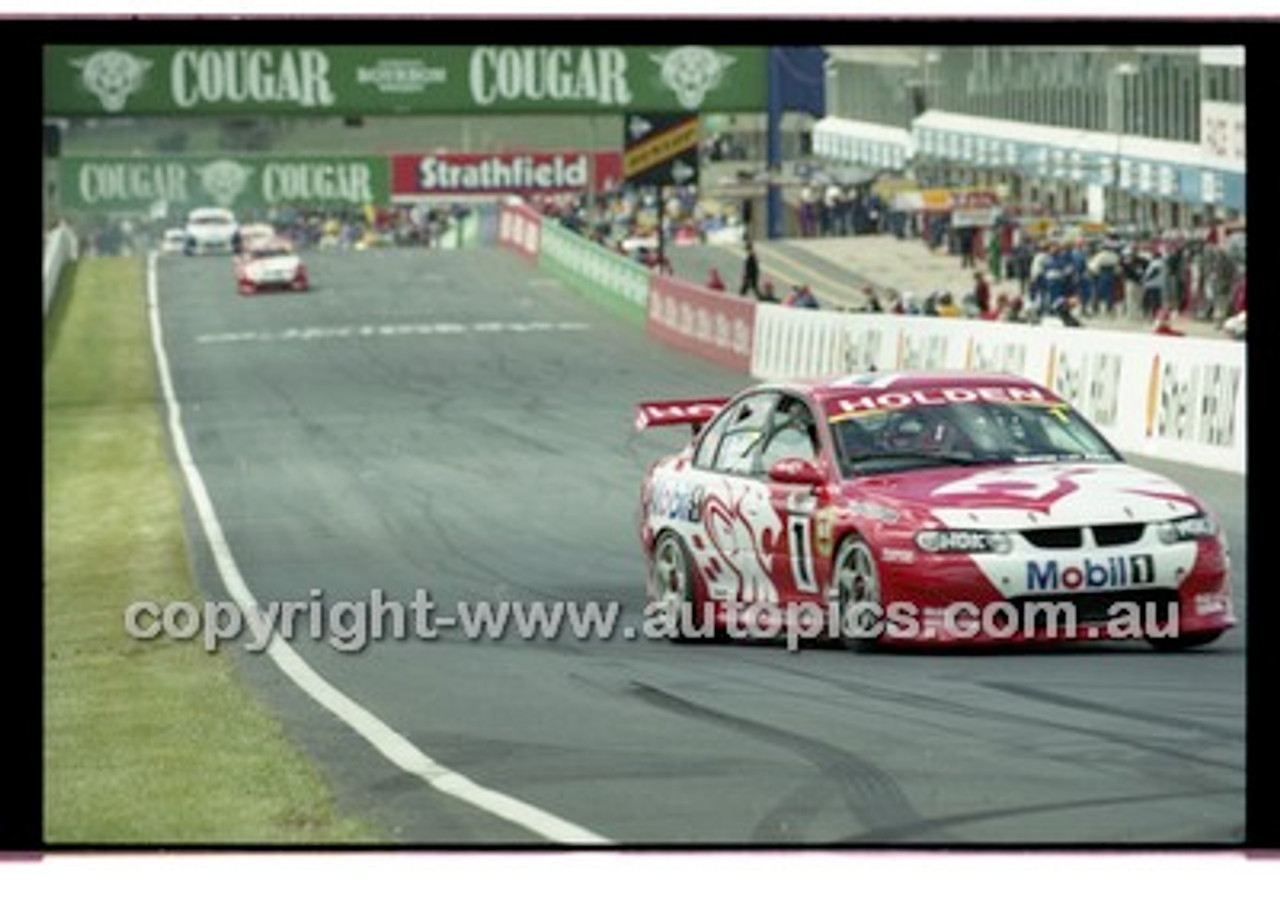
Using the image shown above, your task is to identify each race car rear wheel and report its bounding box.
[830,535,883,652]
[1145,629,1228,651]
[651,531,715,643]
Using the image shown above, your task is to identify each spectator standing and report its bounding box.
[1141,252,1167,319]
[958,227,976,268]
[799,182,816,238]
[986,228,1002,281]
[1088,242,1120,317]
[1068,239,1091,314]
[739,241,761,299]
[836,186,854,236]
[1013,234,1033,300]
[758,280,781,303]
[822,182,842,236]
[1121,249,1145,320]
[972,271,991,317]
[706,267,726,291]
[1029,242,1051,311]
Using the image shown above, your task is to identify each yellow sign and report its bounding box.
[624,118,700,179]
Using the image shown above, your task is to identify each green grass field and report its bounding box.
[43,256,379,843]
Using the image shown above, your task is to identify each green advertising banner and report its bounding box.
[44,46,768,117]
[56,154,390,212]
[538,219,650,324]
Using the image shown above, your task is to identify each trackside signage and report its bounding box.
[391,152,623,198]
[538,220,650,318]
[750,305,1246,473]
[497,204,542,262]
[648,275,755,373]
[57,155,389,213]
[44,45,767,115]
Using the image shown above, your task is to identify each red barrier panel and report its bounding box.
[497,203,542,261]
[647,274,755,373]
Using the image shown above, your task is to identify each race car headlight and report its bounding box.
[914,529,1013,554]
[1155,514,1218,544]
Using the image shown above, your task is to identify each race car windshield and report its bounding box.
[191,214,233,226]
[831,400,1122,476]
[252,247,292,259]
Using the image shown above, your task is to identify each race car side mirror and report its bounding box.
[768,458,824,486]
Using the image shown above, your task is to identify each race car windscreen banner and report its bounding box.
[647,274,755,373]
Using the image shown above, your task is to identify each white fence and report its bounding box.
[43,223,79,319]
[751,305,1247,474]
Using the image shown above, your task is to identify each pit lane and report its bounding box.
[156,248,1246,844]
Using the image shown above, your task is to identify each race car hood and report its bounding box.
[244,255,301,278]
[187,222,238,240]
[840,461,1205,529]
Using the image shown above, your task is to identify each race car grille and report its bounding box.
[1020,527,1083,549]
[1091,523,1147,546]
[1005,589,1180,626]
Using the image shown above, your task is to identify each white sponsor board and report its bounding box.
[750,305,1246,473]
[43,223,80,318]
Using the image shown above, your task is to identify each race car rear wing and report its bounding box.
[634,398,729,434]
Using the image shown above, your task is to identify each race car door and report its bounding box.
[755,392,825,605]
[688,390,787,607]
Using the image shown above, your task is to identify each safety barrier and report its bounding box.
[496,202,542,261]
[648,274,755,373]
[536,219,649,317]
[751,305,1246,474]
[43,223,79,319]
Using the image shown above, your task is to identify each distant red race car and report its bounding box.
[636,371,1234,651]
[234,238,309,295]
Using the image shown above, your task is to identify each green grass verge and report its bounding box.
[44,256,380,844]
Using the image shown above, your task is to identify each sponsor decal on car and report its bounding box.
[829,385,1051,420]
[1025,554,1155,593]
[649,481,704,523]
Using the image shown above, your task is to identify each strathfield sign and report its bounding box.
[45,45,767,115]
[390,152,622,197]
[57,155,390,212]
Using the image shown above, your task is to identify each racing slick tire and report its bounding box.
[1145,629,1228,651]
[651,530,717,643]
[830,535,885,653]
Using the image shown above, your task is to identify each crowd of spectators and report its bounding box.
[535,184,750,271]
[834,223,1246,340]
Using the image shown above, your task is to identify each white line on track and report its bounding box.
[195,321,591,344]
[145,252,612,845]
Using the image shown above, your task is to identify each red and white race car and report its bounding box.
[234,238,309,295]
[637,371,1234,650]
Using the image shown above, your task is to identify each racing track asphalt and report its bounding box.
[156,247,1246,845]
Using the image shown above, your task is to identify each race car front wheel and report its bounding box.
[651,531,716,643]
[830,535,883,652]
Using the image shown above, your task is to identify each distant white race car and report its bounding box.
[160,228,188,255]
[184,206,240,255]
[237,222,277,253]
[234,238,309,295]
